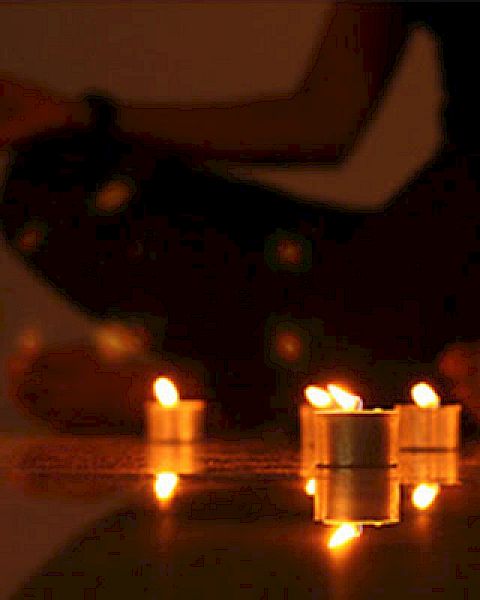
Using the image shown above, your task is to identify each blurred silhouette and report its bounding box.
[2,2,480,431]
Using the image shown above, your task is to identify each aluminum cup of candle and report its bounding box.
[148,443,203,475]
[315,409,399,467]
[146,377,205,443]
[395,382,461,450]
[399,450,459,486]
[314,467,400,525]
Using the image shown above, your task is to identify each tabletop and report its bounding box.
[1,432,480,600]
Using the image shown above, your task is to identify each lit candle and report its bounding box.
[314,467,400,526]
[146,377,205,442]
[395,382,461,450]
[300,385,333,473]
[315,384,399,467]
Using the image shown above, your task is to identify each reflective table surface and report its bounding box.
[1,433,480,599]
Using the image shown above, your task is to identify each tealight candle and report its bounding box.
[300,385,333,473]
[314,467,400,526]
[395,382,461,450]
[399,450,459,486]
[146,377,205,442]
[313,385,399,467]
[148,442,203,475]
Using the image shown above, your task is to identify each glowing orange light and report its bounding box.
[17,224,44,254]
[153,377,179,408]
[328,523,362,549]
[304,385,332,409]
[16,326,42,354]
[411,382,440,409]
[95,322,144,360]
[305,478,316,496]
[327,384,363,411]
[154,472,178,500]
[277,239,302,265]
[96,179,133,213]
[412,483,440,510]
[276,331,302,362]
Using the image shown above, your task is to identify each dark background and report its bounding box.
[0,1,442,430]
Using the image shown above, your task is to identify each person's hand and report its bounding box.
[0,74,89,148]
[8,337,207,435]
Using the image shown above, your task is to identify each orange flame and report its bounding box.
[304,385,332,409]
[327,384,363,411]
[328,523,362,549]
[154,472,178,501]
[411,382,440,409]
[412,483,440,510]
[305,478,316,496]
[153,377,179,408]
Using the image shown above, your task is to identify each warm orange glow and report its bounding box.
[328,523,362,549]
[277,238,302,265]
[16,326,42,354]
[16,224,44,254]
[327,384,363,411]
[412,483,440,510]
[95,179,133,212]
[95,323,144,360]
[304,385,332,409]
[154,472,178,500]
[153,377,179,407]
[276,331,302,362]
[305,478,316,496]
[411,382,440,409]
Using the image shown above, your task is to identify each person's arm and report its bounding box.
[117,2,410,164]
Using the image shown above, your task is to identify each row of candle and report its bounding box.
[145,375,460,458]
[301,382,461,468]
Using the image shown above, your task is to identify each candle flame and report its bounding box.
[411,382,440,409]
[327,384,363,411]
[328,523,362,549]
[304,385,332,409]
[153,377,179,407]
[305,478,316,496]
[412,483,440,510]
[154,472,178,500]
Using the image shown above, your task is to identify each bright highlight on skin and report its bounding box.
[411,382,440,408]
[328,523,363,549]
[153,377,179,407]
[327,384,363,411]
[154,472,178,500]
[305,478,316,496]
[412,483,440,510]
[304,385,332,409]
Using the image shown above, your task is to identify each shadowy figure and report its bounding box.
[2,2,480,431]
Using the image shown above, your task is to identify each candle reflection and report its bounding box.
[411,483,440,510]
[327,523,363,549]
[314,467,400,526]
[154,472,179,501]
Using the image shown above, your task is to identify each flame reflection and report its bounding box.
[154,472,179,501]
[411,483,440,510]
[328,523,363,549]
